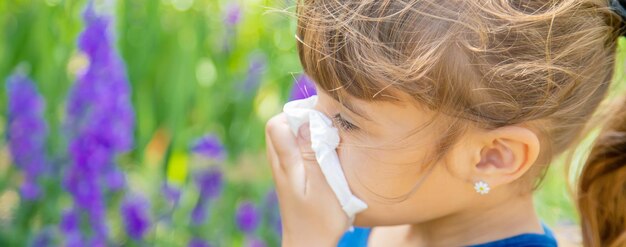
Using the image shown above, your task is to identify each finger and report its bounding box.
[266,113,304,172]
[303,158,332,199]
[296,124,338,199]
[266,113,307,193]
[266,116,304,196]
[296,124,317,163]
[265,127,285,186]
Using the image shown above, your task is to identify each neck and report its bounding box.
[409,194,543,247]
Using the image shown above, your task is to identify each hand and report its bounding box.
[265,113,349,247]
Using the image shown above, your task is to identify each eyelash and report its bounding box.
[333,114,359,131]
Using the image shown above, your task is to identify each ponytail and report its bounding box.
[574,3,626,246]
[577,95,626,246]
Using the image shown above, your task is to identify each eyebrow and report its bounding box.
[340,99,372,121]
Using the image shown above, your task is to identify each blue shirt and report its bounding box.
[338,223,557,247]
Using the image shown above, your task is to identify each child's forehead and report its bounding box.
[337,96,372,121]
[320,84,410,106]
[321,89,430,124]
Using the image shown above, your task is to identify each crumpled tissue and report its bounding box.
[283,95,368,231]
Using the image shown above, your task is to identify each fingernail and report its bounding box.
[297,124,311,141]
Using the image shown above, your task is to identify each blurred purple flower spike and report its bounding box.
[224,3,241,26]
[190,134,225,160]
[247,237,267,247]
[264,188,282,235]
[237,53,267,95]
[62,0,135,243]
[191,167,223,225]
[104,167,126,191]
[236,201,260,234]
[31,226,55,247]
[6,72,48,201]
[162,182,182,206]
[60,208,84,247]
[191,197,209,225]
[188,238,213,247]
[189,133,225,225]
[221,3,242,52]
[237,201,266,247]
[195,167,224,199]
[289,74,317,101]
[66,1,134,153]
[121,194,151,240]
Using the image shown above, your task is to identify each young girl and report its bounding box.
[265,0,626,246]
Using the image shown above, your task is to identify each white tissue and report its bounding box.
[283,95,368,230]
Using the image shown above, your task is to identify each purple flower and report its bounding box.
[195,167,223,199]
[191,167,223,225]
[21,179,41,201]
[60,209,79,234]
[236,201,260,234]
[66,5,134,154]
[60,209,84,247]
[221,3,242,52]
[188,238,213,247]
[246,237,267,247]
[263,189,282,235]
[248,55,266,75]
[240,53,267,95]
[62,1,135,243]
[289,74,317,101]
[190,134,225,160]
[223,3,241,26]
[161,182,181,206]
[191,197,209,225]
[31,227,55,247]
[121,194,151,240]
[104,167,126,191]
[5,73,48,200]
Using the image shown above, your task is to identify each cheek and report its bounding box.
[338,144,426,199]
[352,162,472,226]
[336,136,473,226]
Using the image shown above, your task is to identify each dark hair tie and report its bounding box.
[610,0,626,34]
[611,0,626,21]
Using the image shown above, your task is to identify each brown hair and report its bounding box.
[577,95,626,246]
[296,0,623,191]
[294,0,625,244]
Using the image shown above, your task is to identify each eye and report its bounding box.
[333,114,359,131]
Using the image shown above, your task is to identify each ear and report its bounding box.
[471,125,540,189]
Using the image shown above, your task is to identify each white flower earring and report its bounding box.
[474,180,490,195]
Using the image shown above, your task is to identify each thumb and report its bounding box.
[296,123,317,163]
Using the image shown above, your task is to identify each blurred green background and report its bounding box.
[2,0,622,246]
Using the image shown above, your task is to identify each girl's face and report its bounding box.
[314,90,482,226]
